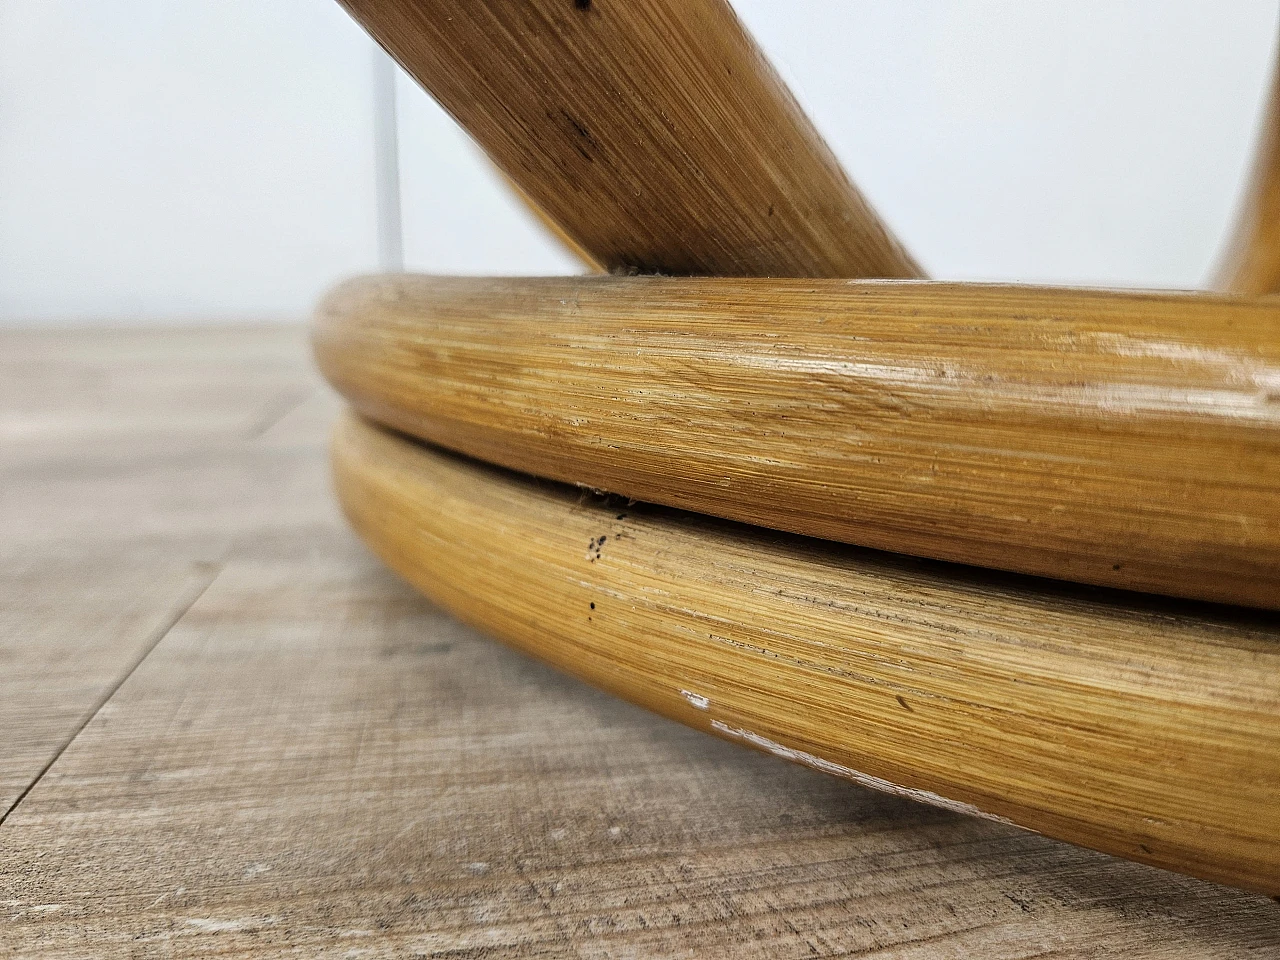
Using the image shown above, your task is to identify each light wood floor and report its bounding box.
[1,325,1276,958]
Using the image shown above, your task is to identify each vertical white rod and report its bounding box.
[372,44,404,272]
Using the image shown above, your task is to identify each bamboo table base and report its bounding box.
[323,0,1280,922]
[5,326,1280,956]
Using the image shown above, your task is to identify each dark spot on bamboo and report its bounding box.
[560,110,598,162]
[895,695,913,712]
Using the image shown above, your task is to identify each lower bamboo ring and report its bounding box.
[334,412,1280,895]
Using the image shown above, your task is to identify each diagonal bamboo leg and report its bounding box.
[1216,39,1280,294]
[334,0,920,279]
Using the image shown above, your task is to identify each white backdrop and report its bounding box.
[1,1,1277,323]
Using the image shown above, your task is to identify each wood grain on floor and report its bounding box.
[1,326,1277,958]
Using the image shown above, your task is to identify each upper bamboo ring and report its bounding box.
[316,274,1280,609]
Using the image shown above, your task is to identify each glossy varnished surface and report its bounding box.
[334,413,1280,895]
[335,0,919,279]
[4,327,1279,956]
[316,274,1280,608]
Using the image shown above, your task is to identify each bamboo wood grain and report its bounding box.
[333,412,1280,895]
[1216,42,1280,294]
[334,0,920,279]
[315,274,1280,609]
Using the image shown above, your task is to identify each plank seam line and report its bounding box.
[0,565,223,828]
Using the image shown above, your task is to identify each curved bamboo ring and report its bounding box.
[334,413,1280,894]
[336,0,920,279]
[316,275,1280,609]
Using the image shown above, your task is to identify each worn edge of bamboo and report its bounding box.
[314,274,1280,609]
[332,412,1280,895]
[334,0,920,279]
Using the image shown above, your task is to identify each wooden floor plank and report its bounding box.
[0,559,214,815]
[3,556,1278,958]
[0,326,341,562]
[1,326,1277,957]
[0,325,335,824]
[0,325,314,449]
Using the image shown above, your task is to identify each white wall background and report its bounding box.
[1,1,1277,324]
